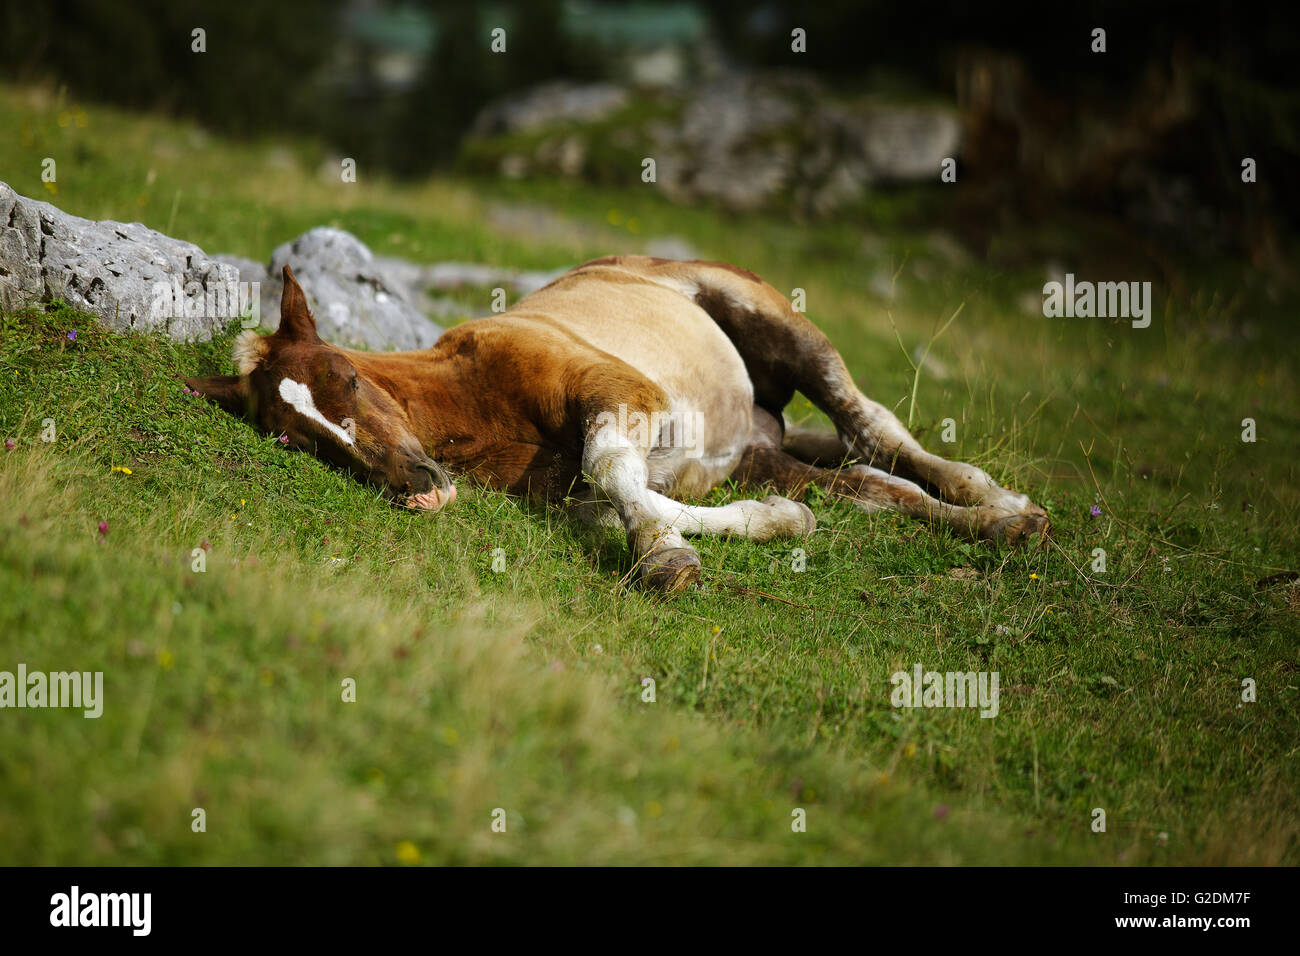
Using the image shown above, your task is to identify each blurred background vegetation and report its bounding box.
[2,0,1296,278]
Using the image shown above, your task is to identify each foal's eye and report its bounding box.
[349,373,359,391]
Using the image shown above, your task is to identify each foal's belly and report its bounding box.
[511,271,755,499]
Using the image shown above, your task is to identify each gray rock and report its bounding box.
[655,74,802,212]
[0,182,530,352]
[471,81,629,137]
[424,261,564,295]
[847,106,961,181]
[0,181,244,340]
[376,256,566,294]
[212,253,269,286]
[263,228,442,351]
[371,255,568,316]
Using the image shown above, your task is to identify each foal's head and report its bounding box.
[185,266,457,510]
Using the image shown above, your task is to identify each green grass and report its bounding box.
[1,82,1298,865]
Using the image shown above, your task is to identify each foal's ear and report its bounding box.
[276,265,320,342]
[185,375,250,418]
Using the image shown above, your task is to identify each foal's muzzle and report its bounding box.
[407,459,458,511]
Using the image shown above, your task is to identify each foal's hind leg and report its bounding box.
[639,258,1049,543]
[780,421,852,466]
[736,414,993,541]
[773,407,1046,544]
[798,370,1047,539]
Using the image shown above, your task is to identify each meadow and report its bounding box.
[1,83,1297,864]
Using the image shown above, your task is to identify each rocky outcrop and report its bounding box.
[0,189,450,350]
[372,256,566,300]
[463,74,961,216]
[0,185,672,351]
[0,181,242,340]
[0,185,451,349]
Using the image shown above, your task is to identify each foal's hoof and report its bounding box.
[640,547,703,593]
[983,509,1051,546]
[761,496,817,537]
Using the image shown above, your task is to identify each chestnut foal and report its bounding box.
[187,260,1048,591]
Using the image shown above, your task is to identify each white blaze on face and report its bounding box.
[278,377,355,446]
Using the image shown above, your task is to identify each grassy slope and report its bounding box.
[1,84,1297,865]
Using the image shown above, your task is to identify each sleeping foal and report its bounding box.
[187,260,1048,591]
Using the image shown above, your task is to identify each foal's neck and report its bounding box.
[347,348,469,448]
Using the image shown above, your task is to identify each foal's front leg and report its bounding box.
[581,435,815,591]
[583,433,703,591]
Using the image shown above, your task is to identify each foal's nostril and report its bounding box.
[416,460,453,493]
